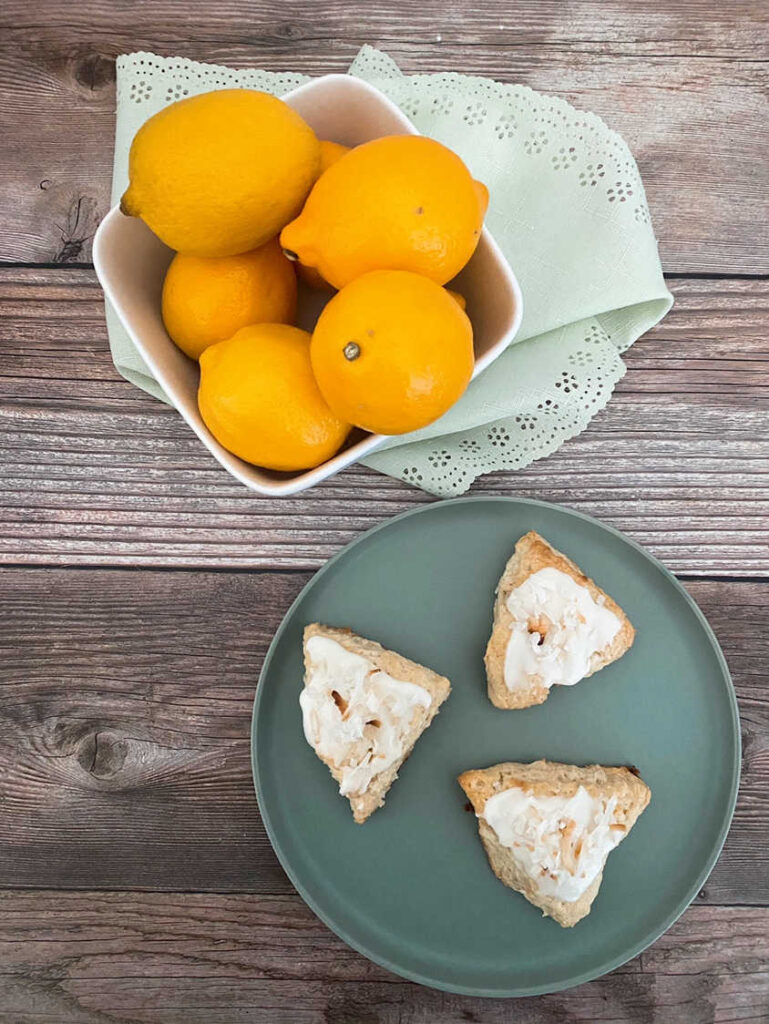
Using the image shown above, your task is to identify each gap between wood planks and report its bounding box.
[1,264,769,280]
[2,563,768,583]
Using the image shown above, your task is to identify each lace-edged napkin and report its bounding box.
[109,45,672,496]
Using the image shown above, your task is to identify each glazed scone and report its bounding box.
[485,531,635,709]
[301,624,451,823]
[458,760,650,927]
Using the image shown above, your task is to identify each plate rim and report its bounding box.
[250,495,741,998]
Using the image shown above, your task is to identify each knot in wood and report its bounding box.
[77,731,128,779]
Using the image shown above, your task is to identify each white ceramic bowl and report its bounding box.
[94,74,523,495]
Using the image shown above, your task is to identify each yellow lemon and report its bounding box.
[281,135,488,288]
[121,89,320,256]
[318,140,351,172]
[310,270,474,435]
[198,324,350,471]
[446,289,467,311]
[162,240,297,360]
[296,140,351,291]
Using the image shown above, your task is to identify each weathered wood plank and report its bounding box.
[0,1,767,271]
[1,271,767,574]
[6,0,769,55]
[0,894,766,1024]
[0,568,764,901]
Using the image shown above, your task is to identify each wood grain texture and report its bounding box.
[2,3,768,1017]
[1,270,768,574]
[0,1,767,271]
[0,893,766,1024]
[0,568,764,902]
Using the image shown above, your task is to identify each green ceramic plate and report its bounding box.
[251,497,740,997]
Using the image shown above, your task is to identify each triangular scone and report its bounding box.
[301,624,451,823]
[458,760,650,927]
[485,531,635,709]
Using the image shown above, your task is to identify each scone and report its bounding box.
[458,760,651,927]
[485,531,635,709]
[301,624,451,823]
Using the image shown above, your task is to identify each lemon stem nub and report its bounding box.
[120,190,138,218]
[282,248,299,262]
[343,341,361,361]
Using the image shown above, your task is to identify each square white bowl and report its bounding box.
[94,74,523,495]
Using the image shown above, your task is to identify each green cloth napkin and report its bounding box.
[109,46,672,496]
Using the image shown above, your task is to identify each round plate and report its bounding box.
[251,497,740,997]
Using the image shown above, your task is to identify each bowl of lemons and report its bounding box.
[94,74,523,495]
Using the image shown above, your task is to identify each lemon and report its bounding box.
[121,89,320,257]
[296,140,351,291]
[318,140,351,171]
[198,324,350,471]
[280,135,488,288]
[311,270,474,435]
[162,240,297,360]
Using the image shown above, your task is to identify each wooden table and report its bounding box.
[1,2,768,1021]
